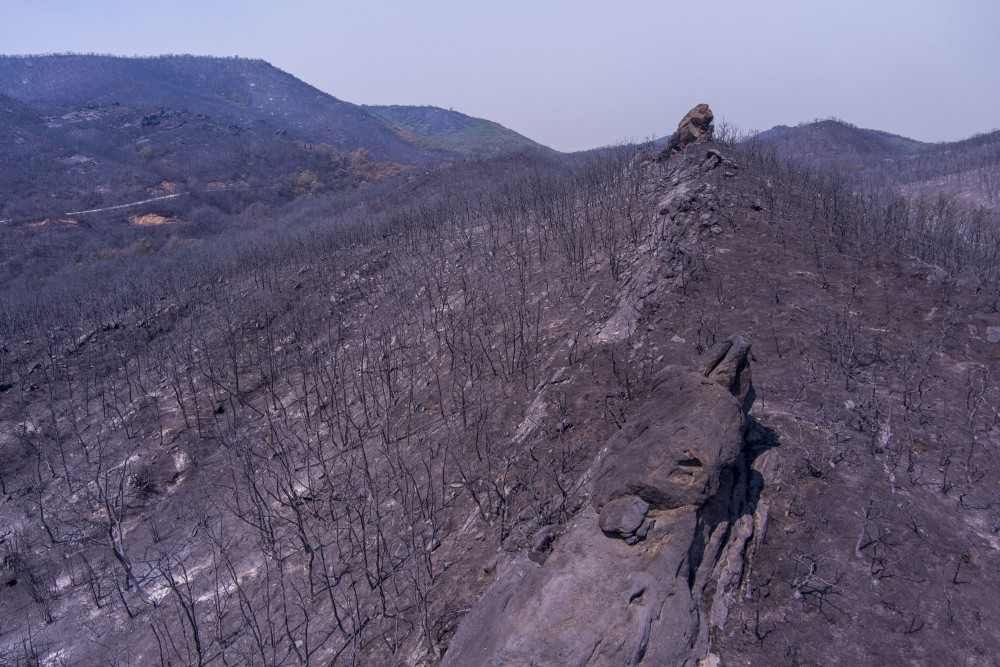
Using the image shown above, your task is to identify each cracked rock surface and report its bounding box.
[443,334,771,666]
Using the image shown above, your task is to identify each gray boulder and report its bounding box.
[599,495,652,544]
[592,334,752,512]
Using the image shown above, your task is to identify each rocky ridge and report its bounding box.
[443,334,775,666]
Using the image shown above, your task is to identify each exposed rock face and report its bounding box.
[443,334,769,666]
[662,103,715,157]
[698,333,755,413]
[591,359,746,512]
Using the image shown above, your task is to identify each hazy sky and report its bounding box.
[3,0,998,152]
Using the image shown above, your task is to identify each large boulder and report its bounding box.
[598,495,653,544]
[592,333,752,512]
[662,103,715,157]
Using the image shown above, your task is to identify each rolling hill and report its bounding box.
[0,54,454,165]
[0,55,559,291]
[0,55,557,223]
[755,118,925,160]
[756,118,1000,211]
[363,104,551,157]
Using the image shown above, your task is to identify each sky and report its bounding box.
[2,0,999,152]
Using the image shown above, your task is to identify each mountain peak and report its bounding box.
[756,118,924,159]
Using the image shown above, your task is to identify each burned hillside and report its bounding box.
[1,106,999,666]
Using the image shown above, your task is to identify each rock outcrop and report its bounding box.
[443,334,771,666]
[661,103,715,158]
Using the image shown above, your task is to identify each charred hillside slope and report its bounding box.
[0,56,567,302]
[0,55,473,293]
[756,119,1000,213]
[0,107,998,666]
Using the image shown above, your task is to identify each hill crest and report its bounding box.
[755,118,925,159]
[363,103,552,157]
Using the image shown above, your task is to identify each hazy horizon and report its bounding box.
[3,1,998,152]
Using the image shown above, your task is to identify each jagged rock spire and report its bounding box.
[661,103,715,158]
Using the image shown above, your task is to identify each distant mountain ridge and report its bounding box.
[756,118,924,159]
[754,117,999,169]
[0,54,554,223]
[363,104,552,157]
[0,54,453,166]
[754,117,1000,213]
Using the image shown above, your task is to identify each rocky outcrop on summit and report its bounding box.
[443,334,773,667]
[661,103,715,157]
